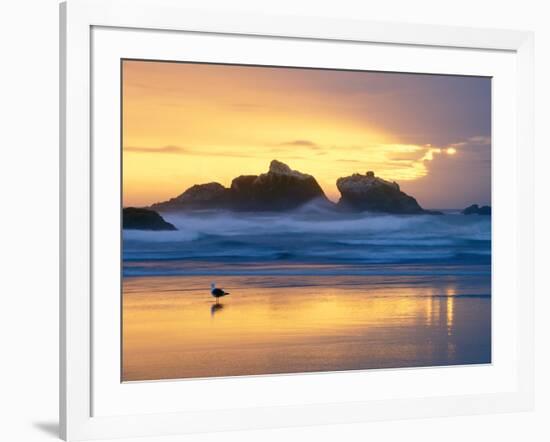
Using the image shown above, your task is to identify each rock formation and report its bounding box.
[151,182,231,211]
[149,162,439,215]
[122,207,177,231]
[336,171,428,214]
[462,204,491,215]
[151,160,327,211]
[230,160,328,210]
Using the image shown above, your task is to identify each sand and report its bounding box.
[122,273,491,381]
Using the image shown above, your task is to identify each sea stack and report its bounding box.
[336,171,427,214]
[462,204,491,215]
[230,160,328,211]
[122,207,177,230]
[151,182,231,211]
[151,160,328,212]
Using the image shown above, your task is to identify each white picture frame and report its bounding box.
[60,0,534,440]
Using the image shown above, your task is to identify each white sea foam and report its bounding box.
[156,208,490,240]
[122,207,491,274]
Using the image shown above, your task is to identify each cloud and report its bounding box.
[387,149,429,162]
[124,144,265,159]
[450,135,491,149]
[336,159,362,163]
[466,135,491,146]
[275,140,321,149]
[124,145,187,154]
[399,134,491,208]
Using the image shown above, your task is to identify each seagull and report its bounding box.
[211,282,230,302]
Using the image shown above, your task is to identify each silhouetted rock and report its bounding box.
[151,182,231,211]
[336,171,429,214]
[462,204,491,215]
[149,162,437,215]
[230,160,328,211]
[151,160,328,212]
[123,207,176,230]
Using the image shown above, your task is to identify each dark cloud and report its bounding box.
[400,137,491,209]
[276,68,492,147]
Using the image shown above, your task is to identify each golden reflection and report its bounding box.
[445,287,457,296]
[121,275,487,381]
[445,286,456,336]
[425,294,433,327]
[446,296,455,336]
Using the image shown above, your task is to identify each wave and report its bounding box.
[123,207,491,274]
[155,208,490,238]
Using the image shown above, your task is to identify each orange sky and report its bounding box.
[123,60,491,209]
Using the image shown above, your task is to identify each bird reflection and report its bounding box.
[211,302,225,318]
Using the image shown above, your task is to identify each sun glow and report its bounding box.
[122,60,489,208]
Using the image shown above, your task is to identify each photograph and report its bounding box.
[121,60,492,382]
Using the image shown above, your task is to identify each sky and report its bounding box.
[122,60,491,209]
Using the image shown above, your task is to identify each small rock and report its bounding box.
[462,204,491,215]
[123,207,176,230]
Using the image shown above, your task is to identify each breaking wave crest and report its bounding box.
[123,204,491,276]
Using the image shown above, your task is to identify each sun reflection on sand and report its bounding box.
[122,274,491,381]
[446,286,457,333]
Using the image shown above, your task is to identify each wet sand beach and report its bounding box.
[122,272,491,381]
